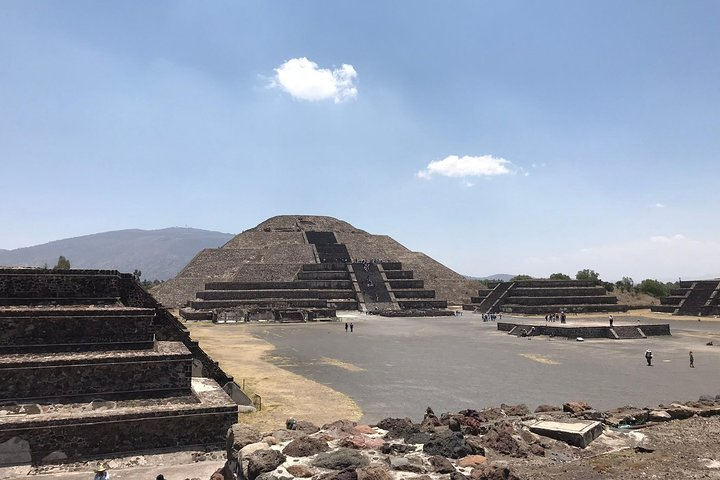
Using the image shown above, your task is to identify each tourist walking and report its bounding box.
[689,351,695,368]
[350,323,354,332]
[345,322,348,332]
[645,349,653,366]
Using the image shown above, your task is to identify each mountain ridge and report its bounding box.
[0,228,234,280]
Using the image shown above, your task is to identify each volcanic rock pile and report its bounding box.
[204,396,720,480]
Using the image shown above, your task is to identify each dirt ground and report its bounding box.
[184,322,362,431]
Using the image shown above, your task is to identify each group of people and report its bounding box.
[545,312,567,323]
[354,258,389,266]
[480,313,501,321]
[344,322,354,332]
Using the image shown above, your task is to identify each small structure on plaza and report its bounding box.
[0,268,241,466]
[463,279,628,314]
[651,280,720,316]
[497,321,670,339]
[154,215,481,320]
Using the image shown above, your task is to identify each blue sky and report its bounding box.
[2,1,719,281]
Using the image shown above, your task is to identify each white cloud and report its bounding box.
[416,155,518,180]
[653,203,665,208]
[649,234,686,243]
[271,57,357,103]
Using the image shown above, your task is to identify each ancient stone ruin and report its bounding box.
[153,215,481,321]
[0,268,240,466]
[651,279,720,316]
[463,279,627,314]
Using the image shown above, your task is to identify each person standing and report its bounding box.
[345,322,348,332]
[93,463,110,480]
[645,349,653,366]
[350,322,354,332]
[609,315,614,327]
[689,351,695,368]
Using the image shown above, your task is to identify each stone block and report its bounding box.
[527,420,603,448]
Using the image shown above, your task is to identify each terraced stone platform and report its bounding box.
[497,321,670,339]
[463,280,627,314]
[159,216,466,320]
[652,280,720,316]
[0,269,238,466]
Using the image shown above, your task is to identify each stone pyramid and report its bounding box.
[152,215,480,310]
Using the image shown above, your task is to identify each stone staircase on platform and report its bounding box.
[464,280,627,314]
[652,280,720,316]
[0,269,237,466]
[182,262,357,321]
[611,325,647,339]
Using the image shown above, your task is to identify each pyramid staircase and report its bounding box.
[464,280,627,314]
[652,280,720,316]
[181,230,449,320]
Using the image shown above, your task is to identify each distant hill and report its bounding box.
[0,228,234,281]
[465,273,516,282]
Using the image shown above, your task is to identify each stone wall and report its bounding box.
[0,270,120,303]
[0,409,235,465]
[1,351,192,402]
[497,322,671,338]
[0,309,153,349]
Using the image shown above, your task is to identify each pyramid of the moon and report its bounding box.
[152,215,481,313]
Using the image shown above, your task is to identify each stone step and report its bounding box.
[196,289,356,300]
[0,297,120,306]
[190,298,358,310]
[505,296,618,306]
[0,307,155,352]
[0,378,237,466]
[297,271,350,280]
[500,304,629,314]
[398,299,448,309]
[388,279,425,289]
[205,280,353,290]
[0,341,192,403]
[511,287,608,296]
[302,262,347,271]
[383,270,414,280]
[391,289,436,299]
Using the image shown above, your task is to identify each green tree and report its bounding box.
[53,256,71,270]
[637,279,670,298]
[602,281,615,292]
[511,274,534,281]
[549,273,571,280]
[575,269,600,283]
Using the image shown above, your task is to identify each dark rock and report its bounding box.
[323,420,359,435]
[227,423,263,462]
[314,468,358,480]
[287,465,315,477]
[380,443,412,455]
[464,435,486,456]
[562,402,592,415]
[423,431,472,459]
[256,473,292,480]
[386,456,426,473]
[246,449,286,480]
[500,404,530,417]
[377,417,420,440]
[429,455,455,474]
[450,471,470,480]
[481,421,527,458]
[313,449,370,470]
[296,421,321,434]
[634,445,655,453]
[461,416,488,436]
[528,444,545,456]
[283,436,330,457]
[356,464,392,480]
[534,405,560,413]
[469,464,522,480]
[404,431,432,444]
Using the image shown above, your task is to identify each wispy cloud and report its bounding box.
[650,234,685,243]
[416,154,521,180]
[270,57,357,103]
[653,203,665,208]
